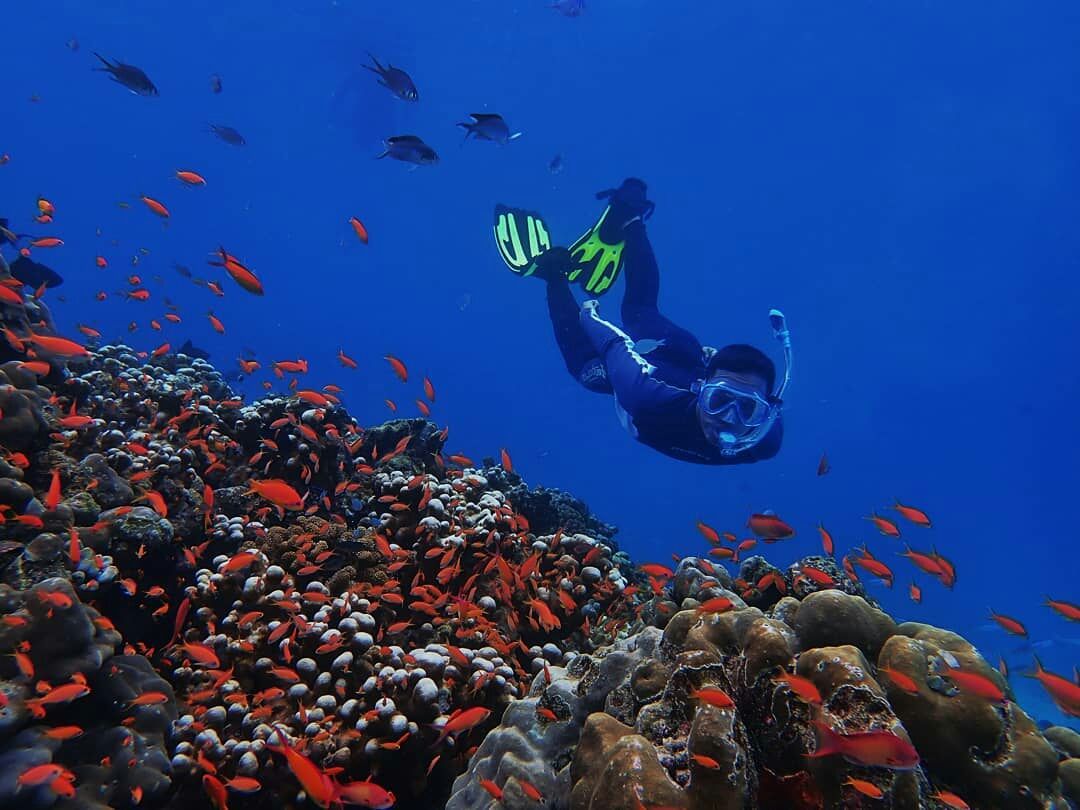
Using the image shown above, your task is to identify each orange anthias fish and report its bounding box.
[500,448,513,472]
[892,499,932,527]
[210,247,264,295]
[747,513,795,540]
[807,721,920,769]
[27,333,89,357]
[176,170,207,186]
[843,777,883,799]
[423,376,435,402]
[1044,597,1080,622]
[479,779,502,800]
[866,512,901,537]
[988,610,1027,637]
[337,348,358,369]
[140,196,170,218]
[773,672,822,705]
[208,312,225,334]
[908,581,922,603]
[817,523,834,556]
[45,469,61,510]
[695,520,721,544]
[247,479,304,510]
[384,354,408,382]
[348,216,369,244]
[899,545,944,576]
[877,666,919,695]
[689,687,735,709]
[1029,656,1080,718]
[943,667,1007,703]
[929,791,970,810]
[696,597,735,614]
[431,706,493,747]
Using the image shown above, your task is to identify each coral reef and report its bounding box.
[0,328,637,808]
[0,279,1072,810]
[453,556,1071,809]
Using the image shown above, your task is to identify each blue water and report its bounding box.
[3,1,1077,725]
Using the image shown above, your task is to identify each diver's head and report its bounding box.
[696,344,778,452]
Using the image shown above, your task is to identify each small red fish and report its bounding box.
[384,354,408,382]
[892,499,932,527]
[866,512,901,537]
[176,170,207,186]
[988,610,1027,638]
[817,522,833,556]
[808,720,919,769]
[689,687,734,709]
[773,672,822,705]
[141,196,170,218]
[747,513,795,540]
[695,520,721,544]
[348,216,369,244]
[1044,597,1080,622]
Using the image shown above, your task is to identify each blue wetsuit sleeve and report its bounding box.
[579,304,784,465]
[579,305,688,416]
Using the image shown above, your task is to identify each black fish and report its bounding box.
[177,339,210,361]
[548,153,564,174]
[210,74,223,94]
[0,217,21,245]
[551,0,585,16]
[93,53,158,96]
[377,135,438,166]
[9,256,63,288]
[209,124,245,146]
[173,263,192,279]
[457,113,521,145]
[365,53,418,101]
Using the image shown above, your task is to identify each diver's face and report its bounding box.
[697,370,769,444]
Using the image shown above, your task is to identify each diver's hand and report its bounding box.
[581,299,600,317]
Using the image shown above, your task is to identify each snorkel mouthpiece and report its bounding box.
[704,309,794,457]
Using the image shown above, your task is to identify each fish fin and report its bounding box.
[365,53,384,73]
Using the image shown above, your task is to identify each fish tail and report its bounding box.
[92,52,112,70]
[806,720,843,758]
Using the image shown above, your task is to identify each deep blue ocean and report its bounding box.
[2,0,1077,729]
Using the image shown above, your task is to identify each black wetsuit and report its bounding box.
[545,221,782,465]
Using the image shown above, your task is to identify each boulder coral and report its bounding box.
[453,560,1070,809]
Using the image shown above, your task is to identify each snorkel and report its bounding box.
[699,309,793,457]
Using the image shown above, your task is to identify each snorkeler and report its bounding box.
[494,179,790,464]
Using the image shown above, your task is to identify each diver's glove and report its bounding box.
[581,299,600,316]
[595,178,655,230]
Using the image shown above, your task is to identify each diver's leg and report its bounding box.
[546,275,612,394]
[620,220,704,361]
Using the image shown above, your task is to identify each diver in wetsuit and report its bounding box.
[493,179,791,465]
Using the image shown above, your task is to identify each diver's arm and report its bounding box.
[579,302,688,414]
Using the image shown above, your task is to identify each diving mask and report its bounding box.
[695,309,792,456]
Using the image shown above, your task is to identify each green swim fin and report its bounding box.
[567,206,625,296]
[493,205,552,278]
